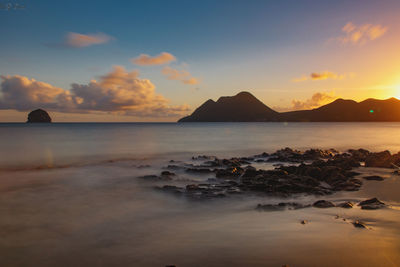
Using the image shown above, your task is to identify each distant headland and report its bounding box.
[27,109,52,123]
[178,91,400,122]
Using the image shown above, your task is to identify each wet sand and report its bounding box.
[0,155,399,267]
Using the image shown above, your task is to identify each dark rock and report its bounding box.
[254,152,269,158]
[215,167,243,178]
[192,155,213,160]
[352,220,367,229]
[27,109,52,123]
[305,166,322,179]
[161,171,175,176]
[303,148,335,159]
[256,202,309,211]
[363,175,384,181]
[242,167,258,178]
[358,198,386,210]
[137,164,151,168]
[256,203,286,211]
[166,165,182,170]
[300,220,308,224]
[338,202,353,208]
[345,171,361,177]
[348,148,370,161]
[138,175,171,181]
[365,151,392,168]
[202,160,222,167]
[158,185,183,194]
[186,184,202,191]
[313,200,335,208]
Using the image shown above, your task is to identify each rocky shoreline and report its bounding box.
[138,147,398,199]
[137,147,397,229]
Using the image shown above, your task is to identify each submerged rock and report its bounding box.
[363,175,384,181]
[137,174,172,181]
[161,171,175,176]
[358,198,386,210]
[256,202,309,211]
[313,200,335,208]
[27,109,52,123]
[185,168,214,174]
[352,220,367,229]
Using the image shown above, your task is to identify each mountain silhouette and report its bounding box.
[179,91,278,122]
[178,92,400,122]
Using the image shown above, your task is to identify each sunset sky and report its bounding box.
[1,0,400,122]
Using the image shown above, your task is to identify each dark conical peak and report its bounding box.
[203,99,215,105]
[327,98,357,105]
[235,91,255,98]
[217,91,259,104]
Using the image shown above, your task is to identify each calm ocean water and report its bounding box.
[1,122,400,169]
[1,122,400,266]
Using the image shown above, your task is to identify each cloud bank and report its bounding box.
[0,66,190,117]
[336,22,387,45]
[132,52,176,66]
[162,66,199,85]
[64,32,113,48]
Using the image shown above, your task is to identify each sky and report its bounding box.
[1,0,400,122]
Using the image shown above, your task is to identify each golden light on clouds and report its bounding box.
[0,67,190,117]
[292,92,336,110]
[131,52,176,66]
[293,71,351,82]
[65,32,113,48]
[337,22,388,45]
[161,66,199,85]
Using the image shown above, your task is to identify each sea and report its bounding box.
[0,122,399,266]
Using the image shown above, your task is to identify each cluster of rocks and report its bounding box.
[138,147,397,200]
[257,197,385,230]
[256,197,386,212]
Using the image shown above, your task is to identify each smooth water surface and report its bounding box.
[0,123,400,266]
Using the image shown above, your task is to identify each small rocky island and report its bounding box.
[27,109,52,123]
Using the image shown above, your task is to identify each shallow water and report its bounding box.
[1,123,400,266]
[1,122,400,169]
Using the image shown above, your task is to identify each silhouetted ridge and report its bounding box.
[178,91,278,122]
[178,92,400,122]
